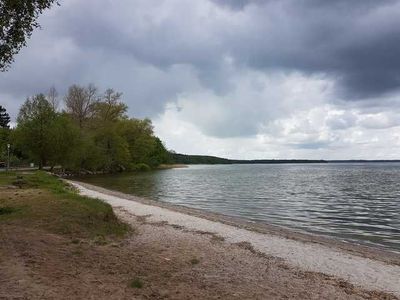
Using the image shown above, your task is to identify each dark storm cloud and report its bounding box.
[212,0,393,10]
[222,0,400,99]
[50,0,400,100]
[1,0,400,123]
[210,0,256,10]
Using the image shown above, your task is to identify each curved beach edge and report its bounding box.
[68,180,400,298]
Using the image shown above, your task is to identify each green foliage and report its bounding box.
[129,278,144,289]
[148,137,172,166]
[0,105,11,160]
[117,118,170,167]
[76,136,105,171]
[131,163,151,172]
[0,105,10,128]
[14,94,57,168]
[12,85,171,173]
[93,125,131,172]
[12,95,82,170]
[0,128,9,160]
[0,0,58,71]
[190,258,200,265]
[47,113,81,169]
[92,88,127,123]
[0,206,16,215]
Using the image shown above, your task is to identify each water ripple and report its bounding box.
[79,163,400,253]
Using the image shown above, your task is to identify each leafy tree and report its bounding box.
[148,137,171,166]
[0,0,58,70]
[117,118,154,165]
[0,128,7,157]
[0,105,10,128]
[14,94,57,169]
[0,105,10,159]
[92,88,127,123]
[47,113,81,171]
[15,95,84,170]
[77,88,130,172]
[117,118,169,167]
[12,84,171,172]
[77,136,104,171]
[93,125,130,172]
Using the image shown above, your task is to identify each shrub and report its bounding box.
[132,163,151,172]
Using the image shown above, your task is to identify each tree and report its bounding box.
[0,105,10,159]
[87,90,129,171]
[0,105,10,128]
[15,94,56,169]
[93,125,130,172]
[12,84,171,172]
[148,137,171,166]
[93,88,127,123]
[0,0,58,70]
[47,113,81,171]
[15,95,83,170]
[47,86,58,110]
[117,118,169,167]
[64,84,98,129]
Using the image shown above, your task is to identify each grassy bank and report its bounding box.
[0,171,129,239]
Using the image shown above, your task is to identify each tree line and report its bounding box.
[171,153,328,165]
[0,84,171,172]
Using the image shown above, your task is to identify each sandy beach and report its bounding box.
[69,180,400,299]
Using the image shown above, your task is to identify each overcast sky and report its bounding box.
[1,0,400,159]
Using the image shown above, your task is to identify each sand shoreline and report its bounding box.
[69,180,400,297]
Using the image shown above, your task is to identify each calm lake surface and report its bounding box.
[78,163,400,252]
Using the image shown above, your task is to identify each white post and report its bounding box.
[6,143,10,172]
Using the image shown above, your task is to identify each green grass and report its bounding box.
[0,171,16,185]
[0,171,130,239]
[190,258,200,265]
[129,278,144,289]
[0,206,17,215]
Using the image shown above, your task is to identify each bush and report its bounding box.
[132,163,151,172]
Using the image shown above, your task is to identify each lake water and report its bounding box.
[78,163,400,252]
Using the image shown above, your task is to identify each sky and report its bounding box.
[1,0,400,159]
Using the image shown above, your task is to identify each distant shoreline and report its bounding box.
[170,153,400,165]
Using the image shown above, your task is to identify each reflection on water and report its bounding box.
[78,163,400,252]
